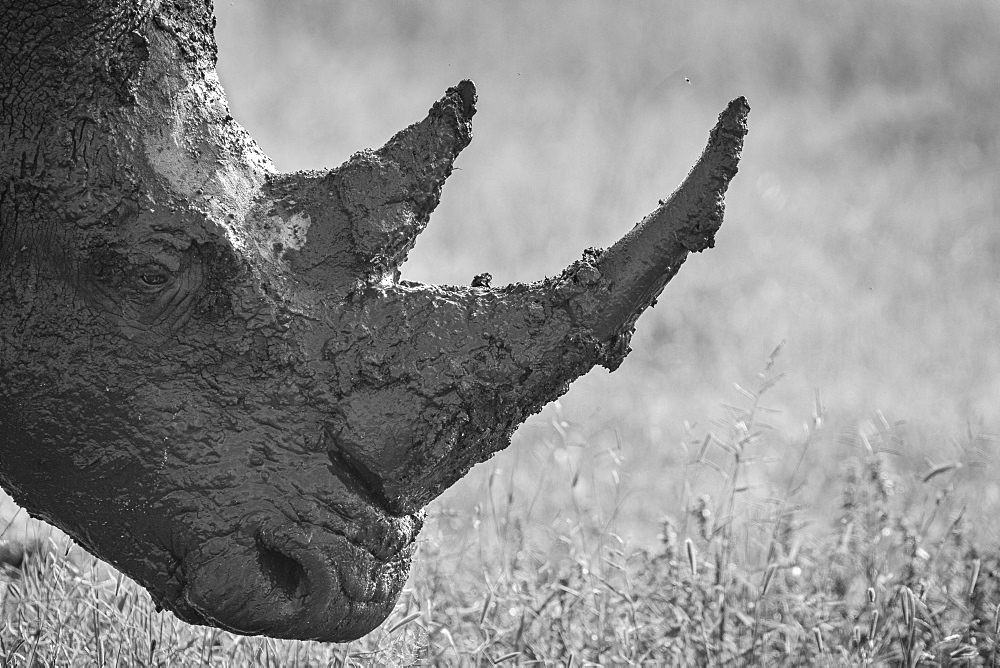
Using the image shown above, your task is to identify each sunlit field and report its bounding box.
[2,1,998,664]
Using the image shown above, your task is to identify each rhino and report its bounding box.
[0,0,747,642]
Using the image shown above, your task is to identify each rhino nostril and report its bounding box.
[255,535,308,603]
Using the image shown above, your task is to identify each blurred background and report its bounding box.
[206,1,1000,545]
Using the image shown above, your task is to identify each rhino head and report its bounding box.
[0,1,747,641]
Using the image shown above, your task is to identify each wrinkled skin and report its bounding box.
[0,1,748,641]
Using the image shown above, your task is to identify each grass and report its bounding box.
[3,347,999,665]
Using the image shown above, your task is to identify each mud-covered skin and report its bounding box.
[0,1,747,642]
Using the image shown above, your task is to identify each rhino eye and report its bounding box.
[140,273,167,286]
[136,267,171,290]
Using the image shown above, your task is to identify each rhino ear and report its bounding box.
[251,81,477,291]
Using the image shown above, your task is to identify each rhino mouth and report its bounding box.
[166,431,423,643]
[326,439,398,517]
[180,503,420,642]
